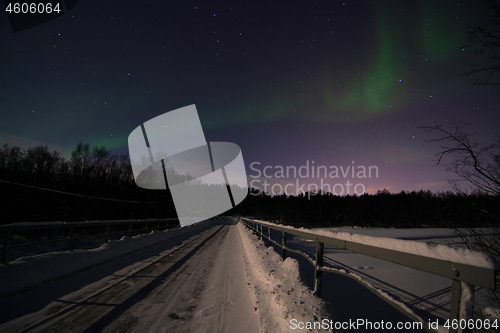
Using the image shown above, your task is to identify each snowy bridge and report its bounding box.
[0,217,497,332]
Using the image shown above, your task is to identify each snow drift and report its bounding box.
[237,222,337,333]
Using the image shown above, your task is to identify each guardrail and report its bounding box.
[240,217,498,333]
[0,218,180,264]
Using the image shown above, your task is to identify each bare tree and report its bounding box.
[462,0,500,85]
[419,122,500,196]
[89,145,110,182]
[70,142,91,183]
[25,145,61,184]
[420,122,500,325]
[0,144,24,178]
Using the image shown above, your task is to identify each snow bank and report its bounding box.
[237,222,336,333]
[250,220,497,270]
[0,219,216,297]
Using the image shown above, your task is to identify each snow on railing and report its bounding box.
[240,217,498,333]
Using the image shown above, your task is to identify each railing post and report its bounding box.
[264,227,269,247]
[146,221,149,233]
[461,283,475,331]
[449,279,475,333]
[129,222,133,237]
[66,226,74,251]
[105,223,110,243]
[314,241,324,297]
[1,228,11,264]
[281,231,287,260]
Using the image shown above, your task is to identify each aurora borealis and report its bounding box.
[1,0,499,195]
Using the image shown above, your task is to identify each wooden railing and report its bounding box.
[240,217,498,333]
[0,218,180,264]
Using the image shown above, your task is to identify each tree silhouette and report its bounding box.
[462,0,500,85]
[419,122,500,196]
[25,145,60,184]
[419,122,500,321]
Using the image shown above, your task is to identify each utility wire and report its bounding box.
[0,179,159,204]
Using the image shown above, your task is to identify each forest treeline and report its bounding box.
[1,143,498,227]
[235,188,500,228]
[0,143,177,223]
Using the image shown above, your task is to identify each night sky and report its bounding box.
[1,0,499,196]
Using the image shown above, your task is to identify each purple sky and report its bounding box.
[1,0,499,195]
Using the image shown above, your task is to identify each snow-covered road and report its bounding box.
[0,218,332,333]
[0,220,258,332]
